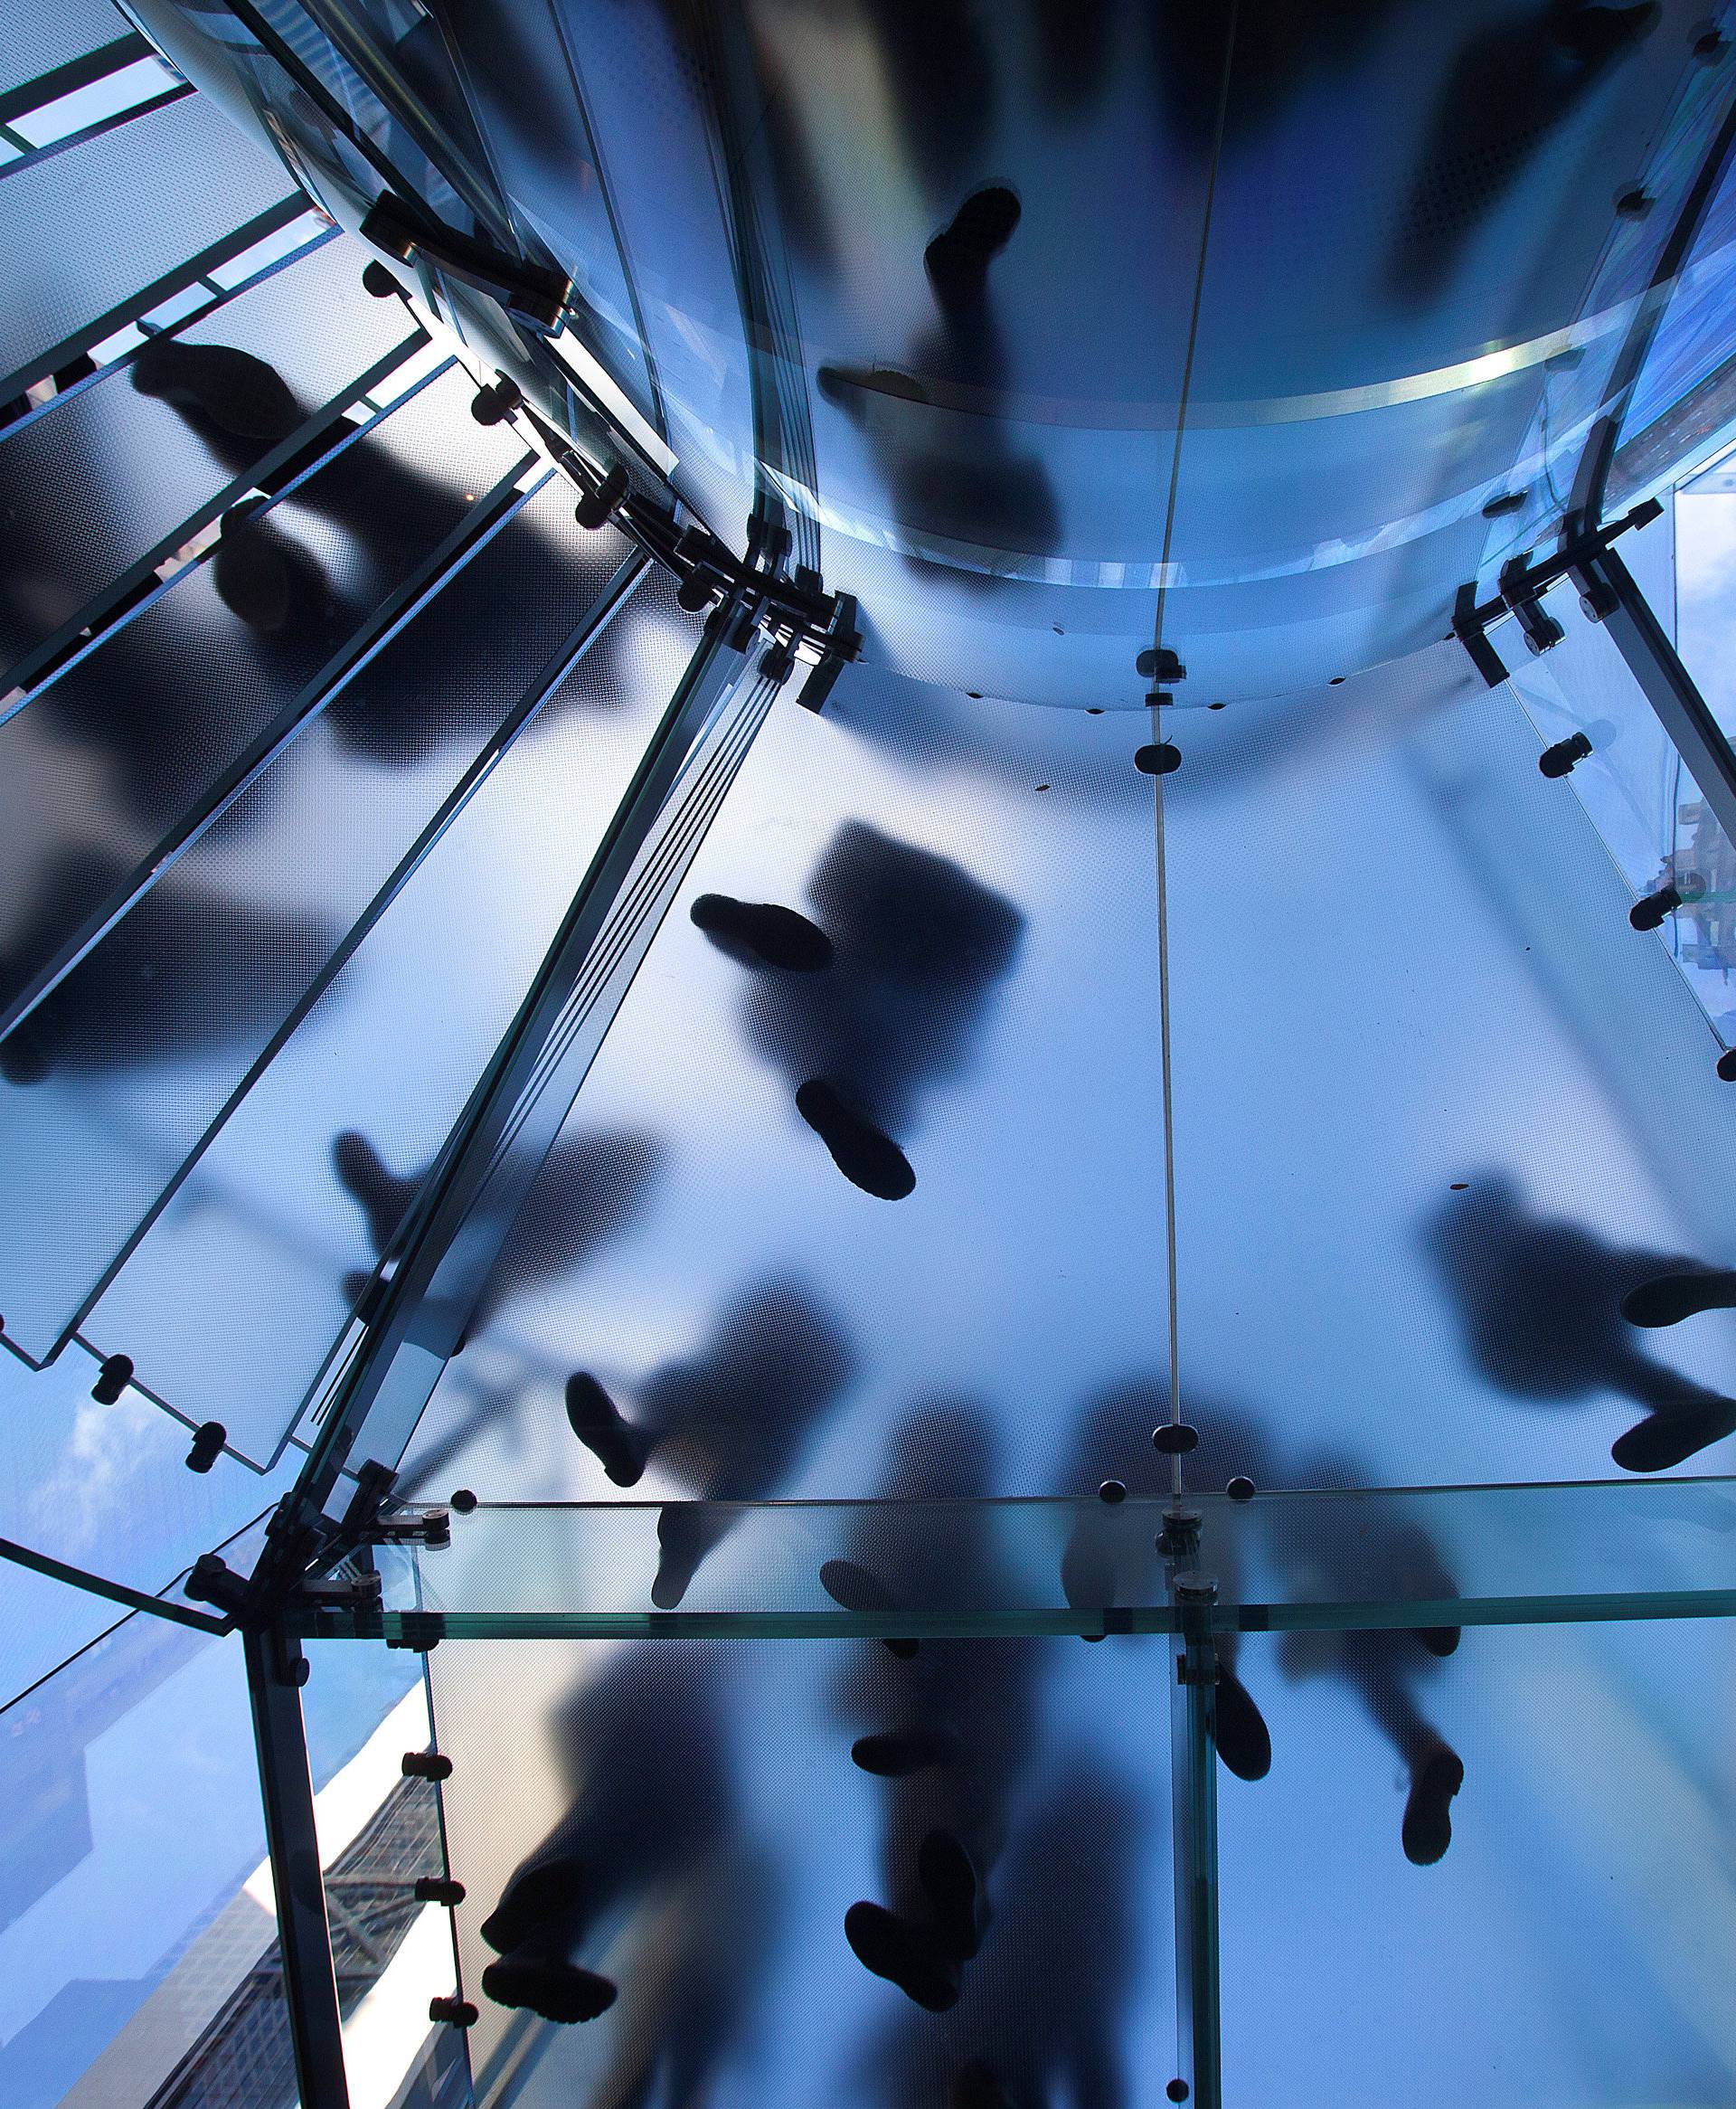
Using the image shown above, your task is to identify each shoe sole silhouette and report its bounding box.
[797,1079,915,1199]
[480,1955,617,2024]
[1620,1272,1736,1328]
[1612,1401,1736,1472]
[844,1901,959,2010]
[1401,1746,1464,1866]
[690,893,833,971]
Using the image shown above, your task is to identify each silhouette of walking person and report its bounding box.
[477,1646,733,2026]
[691,820,1024,1199]
[562,1276,854,1605]
[1278,1445,1465,1866]
[826,1403,1041,2011]
[1425,1175,1736,1472]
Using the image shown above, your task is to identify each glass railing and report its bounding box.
[344,1479,1736,1641]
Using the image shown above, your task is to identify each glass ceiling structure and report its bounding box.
[10,4,1736,2107]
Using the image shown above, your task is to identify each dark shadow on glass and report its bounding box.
[693,819,1024,1198]
[1423,1172,1736,1472]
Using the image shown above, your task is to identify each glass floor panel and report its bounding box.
[428,1632,1175,2109]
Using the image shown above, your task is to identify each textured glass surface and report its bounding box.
[429,1635,1172,2109]
[1218,1613,1736,2107]
[86,568,700,1465]
[0,90,298,395]
[0,0,128,101]
[1505,561,1736,1051]
[1676,458,1736,743]
[1163,636,1736,1493]
[553,0,758,546]
[0,362,533,1358]
[372,1478,1736,1638]
[393,660,1170,1520]
[0,232,422,687]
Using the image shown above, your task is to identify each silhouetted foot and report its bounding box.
[925,184,1022,310]
[951,2060,1014,2109]
[564,1371,650,1487]
[852,1726,956,1776]
[691,893,833,970]
[1620,1271,1736,1329]
[844,1901,959,2010]
[919,1829,984,1961]
[1612,1401,1736,1472]
[1420,1624,1461,1659]
[797,1079,914,1200]
[480,1955,617,2024]
[479,1855,590,1953]
[1401,1742,1464,1867]
[130,337,300,440]
[333,1130,421,1251]
[212,510,326,633]
[651,1502,723,1608]
[1214,1669,1272,1782]
[820,1556,917,1657]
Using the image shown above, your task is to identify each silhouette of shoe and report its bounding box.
[130,337,301,441]
[918,1828,984,1961]
[844,1900,959,2010]
[1420,1624,1461,1659]
[1620,1271,1736,1328]
[1401,1742,1464,1866]
[651,1502,723,1608]
[480,1954,617,2024]
[1611,1400,1736,1472]
[212,508,328,633]
[797,1078,915,1200]
[1214,1669,1272,1782]
[690,893,833,970]
[564,1371,650,1487]
[851,1726,956,1776]
[819,1557,917,1657]
[333,1131,422,1252]
[951,2061,1014,2109]
[479,1855,590,1953]
[925,184,1023,309]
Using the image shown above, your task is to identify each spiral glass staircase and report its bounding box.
[12,5,1736,2107]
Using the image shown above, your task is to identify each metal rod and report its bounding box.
[244,1622,352,2109]
[1168,1555,1222,2109]
[1591,541,1736,854]
[0,1532,231,1632]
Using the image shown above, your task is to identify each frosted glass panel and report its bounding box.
[87,569,701,1465]
[0,0,128,101]
[428,1634,1172,2109]
[0,232,422,687]
[395,663,1171,1520]
[0,91,298,395]
[0,362,533,1359]
[1219,1614,1736,2108]
[1164,638,1736,1493]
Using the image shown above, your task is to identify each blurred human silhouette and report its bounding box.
[1384,1,1661,302]
[479,1645,735,2026]
[817,181,1060,571]
[332,1125,663,1342]
[829,1403,1041,2011]
[862,1745,1141,2109]
[130,336,305,478]
[0,847,332,1085]
[692,820,1024,1198]
[1278,1444,1464,1866]
[1425,1174,1736,1472]
[562,1276,854,1604]
[1059,1379,1276,1782]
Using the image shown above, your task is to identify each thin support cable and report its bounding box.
[1151,5,1239,1489]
